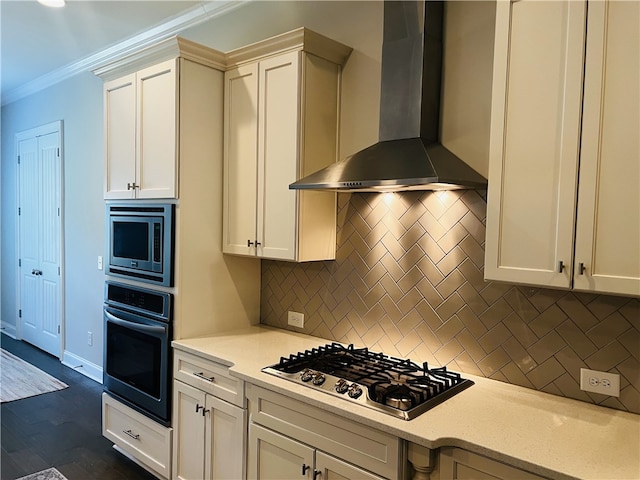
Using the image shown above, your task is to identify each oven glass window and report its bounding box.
[106,321,161,399]
[113,221,149,261]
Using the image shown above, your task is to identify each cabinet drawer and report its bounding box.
[102,393,172,479]
[247,384,401,479]
[173,349,244,407]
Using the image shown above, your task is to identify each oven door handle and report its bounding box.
[105,311,167,334]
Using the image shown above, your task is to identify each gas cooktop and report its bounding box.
[262,343,473,420]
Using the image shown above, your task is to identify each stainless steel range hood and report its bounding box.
[290,1,487,192]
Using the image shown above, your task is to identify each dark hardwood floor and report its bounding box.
[1,334,158,480]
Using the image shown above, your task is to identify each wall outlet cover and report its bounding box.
[580,368,620,397]
[287,311,304,328]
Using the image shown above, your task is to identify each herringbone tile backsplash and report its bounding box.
[261,191,640,414]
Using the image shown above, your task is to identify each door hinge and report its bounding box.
[19,309,22,318]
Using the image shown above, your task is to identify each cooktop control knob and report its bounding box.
[300,368,314,382]
[347,383,363,399]
[312,372,326,386]
[334,379,349,394]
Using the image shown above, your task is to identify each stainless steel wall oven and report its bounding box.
[103,281,172,425]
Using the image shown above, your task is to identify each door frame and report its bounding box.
[15,120,65,357]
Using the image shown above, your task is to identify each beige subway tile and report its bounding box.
[436,246,466,277]
[460,210,486,245]
[586,341,631,371]
[416,278,445,309]
[478,323,512,355]
[557,294,600,332]
[525,357,564,390]
[477,347,511,377]
[436,293,465,321]
[586,312,632,348]
[504,288,539,322]
[456,328,488,363]
[398,265,425,295]
[435,315,465,344]
[418,257,445,286]
[556,319,598,359]
[397,287,424,316]
[434,338,464,365]
[528,331,567,364]
[499,362,535,389]
[457,306,489,338]
[528,304,567,338]
[457,282,489,316]
[501,336,537,374]
[438,223,468,254]
[479,298,513,330]
[436,270,466,299]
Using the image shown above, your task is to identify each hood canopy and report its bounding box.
[290,1,487,192]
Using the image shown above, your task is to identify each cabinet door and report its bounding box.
[258,51,300,261]
[248,423,314,479]
[173,381,206,480]
[574,0,640,296]
[104,73,136,199]
[316,451,386,480]
[223,64,259,255]
[205,395,246,480]
[439,448,546,480]
[485,0,587,287]
[137,59,177,199]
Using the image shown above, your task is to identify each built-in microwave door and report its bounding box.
[109,215,157,272]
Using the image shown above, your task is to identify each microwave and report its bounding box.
[106,203,174,286]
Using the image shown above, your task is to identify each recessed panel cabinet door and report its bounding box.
[258,51,300,261]
[573,1,640,296]
[248,423,314,479]
[316,451,386,480]
[485,0,587,288]
[173,381,206,480]
[223,64,259,256]
[137,59,177,199]
[104,74,136,199]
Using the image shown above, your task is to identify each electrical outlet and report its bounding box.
[87,331,93,346]
[580,368,620,397]
[97,256,103,270]
[287,311,305,328]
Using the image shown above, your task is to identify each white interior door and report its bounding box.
[17,121,63,357]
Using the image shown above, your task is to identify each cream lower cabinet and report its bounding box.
[223,28,352,262]
[172,349,246,480]
[102,393,173,480]
[485,0,639,297]
[438,448,547,480]
[246,384,402,480]
[250,423,385,480]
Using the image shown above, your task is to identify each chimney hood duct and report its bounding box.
[290,1,487,192]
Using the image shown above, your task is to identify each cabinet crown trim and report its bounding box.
[225,27,353,68]
[94,35,226,80]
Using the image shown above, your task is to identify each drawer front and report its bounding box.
[247,384,401,479]
[102,393,172,479]
[173,349,244,407]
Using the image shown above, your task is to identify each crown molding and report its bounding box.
[1,0,249,106]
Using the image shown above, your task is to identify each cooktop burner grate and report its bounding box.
[263,343,473,420]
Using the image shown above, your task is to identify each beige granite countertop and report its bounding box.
[172,326,640,480]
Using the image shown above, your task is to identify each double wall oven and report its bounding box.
[103,281,172,425]
[103,202,175,426]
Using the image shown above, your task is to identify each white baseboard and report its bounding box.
[0,322,17,339]
[62,350,103,384]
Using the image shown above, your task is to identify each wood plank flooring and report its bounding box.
[1,334,158,480]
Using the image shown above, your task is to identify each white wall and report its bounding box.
[0,1,383,375]
[1,72,106,372]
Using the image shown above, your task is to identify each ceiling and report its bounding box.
[0,0,210,103]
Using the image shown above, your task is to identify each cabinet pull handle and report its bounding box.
[301,464,310,476]
[558,261,565,273]
[247,240,254,247]
[126,182,138,190]
[193,372,215,382]
[202,408,210,417]
[579,262,586,275]
[255,241,261,246]
[313,469,321,479]
[196,403,204,413]
[122,429,140,440]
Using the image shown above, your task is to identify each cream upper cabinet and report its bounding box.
[104,59,177,199]
[223,29,352,262]
[573,1,640,296]
[485,0,639,297]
